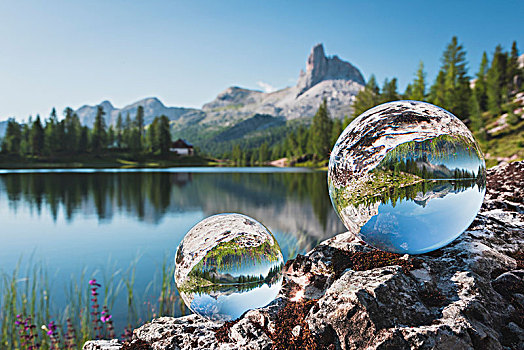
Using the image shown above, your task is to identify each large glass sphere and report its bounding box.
[328,101,486,254]
[174,213,284,322]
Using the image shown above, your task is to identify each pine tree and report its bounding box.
[129,128,141,152]
[78,126,89,153]
[63,107,77,151]
[437,36,471,119]
[259,141,269,163]
[331,118,343,147]
[1,118,22,154]
[295,125,308,156]
[381,78,399,103]
[486,45,508,115]
[353,75,380,116]
[429,70,446,107]
[56,120,65,153]
[107,125,115,148]
[44,108,60,154]
[123,112,132,148]
[284,132,298,158]
[135,106,145,149]
[30,115,45,155]
[116,113,123,148]
[91,105,107,152]
[147,119,158,152]
[474,52,489,112]
[270,144,282,160]
[403,83,413,100]
[469,93,483,134]
[507,41,520,93]
[310,99,333,160]
[20,120,31,155]
[410,61,426,101]
[249,151,257,165]
[231,145,241,165]
[157,115,171,155]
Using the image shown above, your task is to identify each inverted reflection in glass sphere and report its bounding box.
[174,213,284,322]
[328,101,486,254]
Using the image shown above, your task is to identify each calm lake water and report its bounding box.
[0,167,344,332]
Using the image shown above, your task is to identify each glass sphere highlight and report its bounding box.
[174,213,284,322]
[328,101,486,254]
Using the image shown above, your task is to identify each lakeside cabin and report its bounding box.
[170,139,194,156]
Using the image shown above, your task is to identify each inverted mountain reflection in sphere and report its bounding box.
[174,213,284,322]
[328,101,486,254]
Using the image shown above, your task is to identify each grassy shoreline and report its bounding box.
[0,257,185,349]
[0,153,221,169]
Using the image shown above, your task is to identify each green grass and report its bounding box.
[477,119,524,168]
[0,255,184,349]
[0,153,216,169]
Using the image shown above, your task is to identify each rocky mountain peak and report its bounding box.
[127,97,165,110]
[296,43,365,96]
[99,100,114,110]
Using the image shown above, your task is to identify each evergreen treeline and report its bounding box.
[228,99,348,165]
[228,37,522,165]
[0,105,173,157]
[360,178,479,209]
[2,37,521,165]
[353,37,523,138]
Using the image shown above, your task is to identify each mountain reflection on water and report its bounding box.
[330,134,487,255]
[0,168,344,331]
[174,213,285,321]
[181,257,284,321]
[0,170,344,255]
[181,275,283,322]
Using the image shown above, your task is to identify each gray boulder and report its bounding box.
[84,161,524,350]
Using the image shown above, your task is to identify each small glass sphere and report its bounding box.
[174,213,284,322]
[328,101,486,254]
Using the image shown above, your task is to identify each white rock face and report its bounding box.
[201,44,365,123]
[296,43,365,96]
[75,44,365,133]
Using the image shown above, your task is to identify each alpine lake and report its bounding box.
[0,167,344,334]
[0,165,484,334]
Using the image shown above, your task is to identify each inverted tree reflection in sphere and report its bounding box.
[174,213,284,322]
[328,101,486,254]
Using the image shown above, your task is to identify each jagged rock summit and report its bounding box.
[84,161,524,350]
[201,43,365,122]
[73,44,365,132]
[297,43,365,96]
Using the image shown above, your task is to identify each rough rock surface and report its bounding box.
[296,43,365,96]
[84,161,524,350]
[201,44,364,122]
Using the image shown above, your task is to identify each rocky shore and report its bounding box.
[84,161,524,350]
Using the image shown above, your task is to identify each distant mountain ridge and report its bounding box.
[71,43,365,131]
[1,44,365,148]
[74,97,204,127]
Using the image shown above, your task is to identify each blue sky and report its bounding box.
[0,0,522,121]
